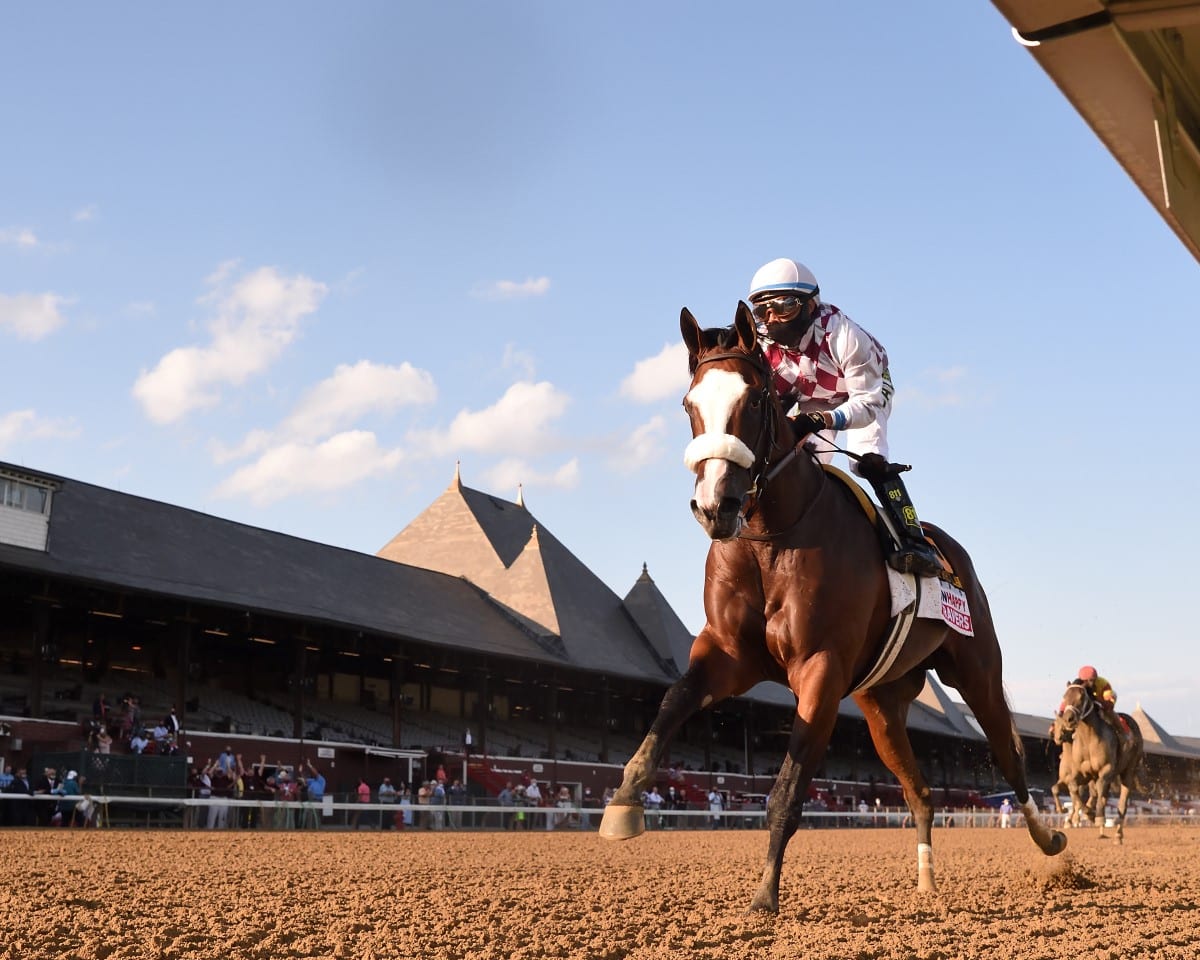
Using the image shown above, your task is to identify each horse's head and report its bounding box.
[1057,682,1093,734]
[680,301,783,540]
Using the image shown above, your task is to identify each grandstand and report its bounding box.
[1,459,1197,808]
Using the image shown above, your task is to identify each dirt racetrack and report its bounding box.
[3,824,1197,959]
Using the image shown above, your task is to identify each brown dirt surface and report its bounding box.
[3,824,1198,959]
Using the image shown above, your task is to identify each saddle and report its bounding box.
[820,464,955,582]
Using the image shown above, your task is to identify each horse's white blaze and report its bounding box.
[686,368,746,439]
[693,458,732,514]
[685,368,753,513]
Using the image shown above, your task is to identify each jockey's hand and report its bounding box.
[789,412,828,442]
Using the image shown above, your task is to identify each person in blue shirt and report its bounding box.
[301,760,325,829]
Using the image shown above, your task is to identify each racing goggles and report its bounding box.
[750,294,808,322]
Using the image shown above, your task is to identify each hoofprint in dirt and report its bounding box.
[0,826,1195,960]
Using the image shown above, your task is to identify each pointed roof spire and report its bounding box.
[517,483,524,508]
[453,460,462,490]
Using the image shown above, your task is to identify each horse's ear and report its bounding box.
[676,307,700,360]
[734,300,758,352]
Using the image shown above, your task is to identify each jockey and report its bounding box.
[1076,665,1128,736]
[747,257,942,577]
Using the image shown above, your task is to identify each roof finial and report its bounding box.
[453,460,462,489]
[516,482,524,508]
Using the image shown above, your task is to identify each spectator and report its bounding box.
[553,785,574,830]
[448,779,466,829]
[301,760,325,829]
[165,705,181,737]
[206,760,232,829]
[216,746,236,776]
[707,788,724,829]
[92,692,109,722]
[377,777,396,829]
[273,769,297,830]
[644,785,664,830]
[417,781,432,829]
[352,778,371,830]
[524,779,543,830]
[129,730,150,754]
[398,783,414,830]
[95,726,113,755]
[430,779,446,831]
[1000,797,1013,828]
[581,787,600,830]
[664,786,682,829]
[32,767,59,827]
[2,766,34,827]
[498,781,517,830]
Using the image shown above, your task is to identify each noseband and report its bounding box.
[685,350,780,503]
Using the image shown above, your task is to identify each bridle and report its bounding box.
[686,348,819,537]
[1060,683,1094,726]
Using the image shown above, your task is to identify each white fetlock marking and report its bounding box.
[917,843,933,870]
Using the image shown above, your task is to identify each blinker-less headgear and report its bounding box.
[748,258,820,348]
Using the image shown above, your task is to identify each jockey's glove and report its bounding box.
[789,412,829,442]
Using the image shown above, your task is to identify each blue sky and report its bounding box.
[2,3,1197,735]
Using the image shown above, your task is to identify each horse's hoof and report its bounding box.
[917,872,938,894]
[747,897,778,915]
[598,804,645,840]
[1046,830,1068,856]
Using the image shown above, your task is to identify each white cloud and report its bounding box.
[212,431,403,505]
[0,292,68,340]
[481,457,580,494]
[0,409,80,451]
[132,265,327,424]
[473,276,550,300]
[620,343,690,403]
[282,360,437,441]
[212,360,438,464]
[409,381,570,457]
[0,227,38,248]
[73,204,98,222]
[609,415,668,473]
[501,344,537,380]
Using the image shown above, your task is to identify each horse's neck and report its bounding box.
[745,441,827,535]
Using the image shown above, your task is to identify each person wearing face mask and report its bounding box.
[747,257,942,577]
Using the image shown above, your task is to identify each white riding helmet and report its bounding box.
[748,258,819,300]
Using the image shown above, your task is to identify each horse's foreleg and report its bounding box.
[748,669,841,915]
[856,679,937,892]
[599,662,724,840]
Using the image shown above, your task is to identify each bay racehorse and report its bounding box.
[1056,682,1145,843]
[599,303,1066,911]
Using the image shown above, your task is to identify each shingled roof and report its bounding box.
[376,468,678,683]
[0,462,552,663]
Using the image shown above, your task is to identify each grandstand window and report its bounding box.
[1,477,50,514]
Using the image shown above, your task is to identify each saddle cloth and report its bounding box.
[819,465,976,694]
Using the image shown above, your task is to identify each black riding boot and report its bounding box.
[859,457,944,577]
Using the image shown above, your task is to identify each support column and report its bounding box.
[173,617,195,733]
[29,596,53,717]
[390,654,404,749]
[599,676,610,764]
[291,634,308,740]
[547,684,558,761]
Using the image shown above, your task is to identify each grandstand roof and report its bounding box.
[376,468,678,683]
[0,462,556,663]
[1130,704,1200,759]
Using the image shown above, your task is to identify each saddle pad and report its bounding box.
[887,568,975,637]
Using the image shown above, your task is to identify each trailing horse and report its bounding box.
[1049,713,1089,828]
[1056,682,1146,843]
[599,303,1066,912]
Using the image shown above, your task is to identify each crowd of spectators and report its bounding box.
[84,692,182,758]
